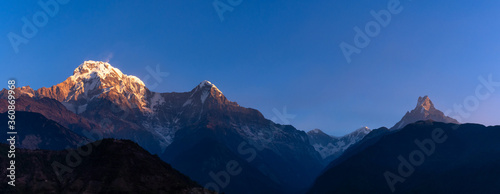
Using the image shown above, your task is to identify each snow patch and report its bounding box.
[183,99,193,107]
[149,92,165,110]
[313,143,342,159]
[61,102,77,113]
[309,127,371,159]
[77,104,88,114]
[398,121,405,129]
[142,122,179,152]
[200,90,209,104]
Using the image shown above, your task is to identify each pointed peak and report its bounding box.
[416,95,434,111]
[196,80,223,94]
[188,80,229,106]
[198,80,215,88]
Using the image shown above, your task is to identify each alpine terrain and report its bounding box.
[306,127,371,164]
[0,61,329,194]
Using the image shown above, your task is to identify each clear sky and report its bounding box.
[2,0,499,136]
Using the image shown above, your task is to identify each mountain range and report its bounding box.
[1,60,492,194]
[1,61,325,193]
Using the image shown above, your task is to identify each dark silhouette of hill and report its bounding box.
[309,121,500,193]
[0,139,215,194]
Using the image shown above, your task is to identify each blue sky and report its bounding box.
[2,0,499,136]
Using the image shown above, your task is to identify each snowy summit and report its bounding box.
[71,60,145,86]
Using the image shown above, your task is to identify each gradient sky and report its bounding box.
[2,0,499,136]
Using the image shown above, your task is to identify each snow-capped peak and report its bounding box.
[57,61,149,113]
[198,80,213,88]
[198,80,222,93]
[185,80,237,107]
[71,60,145,86]
[196,80,223,96]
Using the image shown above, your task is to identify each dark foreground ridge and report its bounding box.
[309,121,500,193]
[0,139,215,194]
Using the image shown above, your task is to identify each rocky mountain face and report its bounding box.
[0,96,100,136]
[1,61,272,153]
[308,122,500,193]
[0,139,215,194]
[0,111,88,150]
[155,80,324,193]
[307,127,371,164]
[391,96,459,130]
[1,61,324,193]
